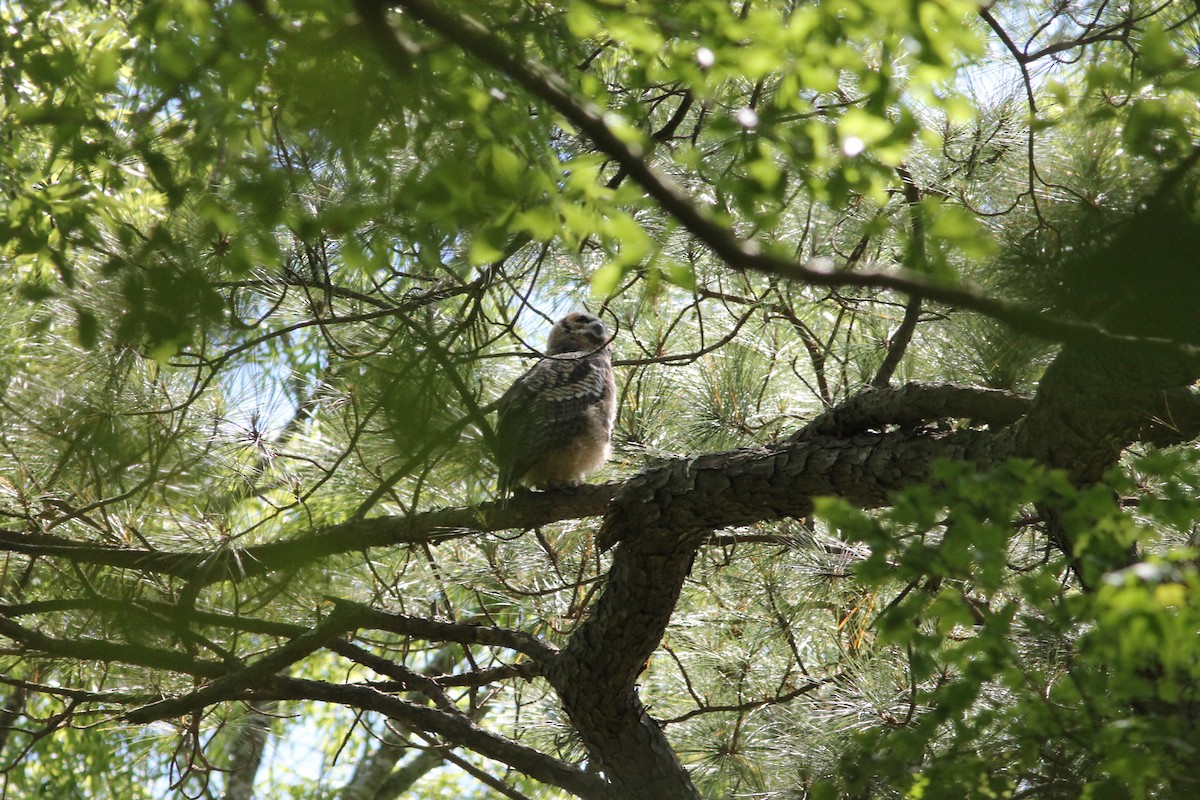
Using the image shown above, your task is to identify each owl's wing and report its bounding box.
[495,353,612,494]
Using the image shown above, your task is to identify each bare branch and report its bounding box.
[331,600,560,665]
[124,602,370,724]
[257,677,618,800]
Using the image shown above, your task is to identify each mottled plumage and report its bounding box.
[495,312,617,494]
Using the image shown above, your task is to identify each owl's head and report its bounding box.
[546,312,609,355]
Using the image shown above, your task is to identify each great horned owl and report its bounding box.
[495,312,617,495]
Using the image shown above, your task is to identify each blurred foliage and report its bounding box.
[1,0,1200,798]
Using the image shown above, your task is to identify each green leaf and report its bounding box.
[1139,20,1187,76]
[590,260,625,299]
[661,261,696,291]
[467,226,507,266]
[565,2,603,39]
[90,48,121,90]
[927,203,997,261]
[511,207,560,241]
[489,144,523,189]
[838,108,893,145]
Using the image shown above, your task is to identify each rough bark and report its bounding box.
[549,528,706,799]
[553,385,1026,797]
[1014,343,1200,483]
[5,369,1200,799]
[556,357,1200,796]
[598,406,1015,552]
[1009,342,1200,583]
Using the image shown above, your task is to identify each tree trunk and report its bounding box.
[223,703,274,800]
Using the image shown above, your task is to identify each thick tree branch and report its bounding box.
[598,423,1005,552]
[797,381,1031,439]
[0,613,229,678]
[0,485,616,583]
[549,385,1029,798]
[0,383,1031,587]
